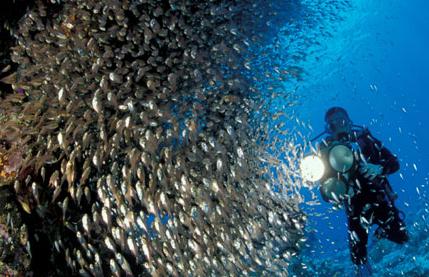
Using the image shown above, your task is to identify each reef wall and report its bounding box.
[1,0,306,276]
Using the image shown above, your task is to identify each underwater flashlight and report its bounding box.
[300,154,325,182]
[320,177,348,203]
[328,144,354,173]
[301,142,358,203]
[321,143,357,203]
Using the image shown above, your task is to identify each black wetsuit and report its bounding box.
[322,129,409,265]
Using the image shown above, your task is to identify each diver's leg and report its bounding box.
[374,199,409,244]
[347,214,369,265]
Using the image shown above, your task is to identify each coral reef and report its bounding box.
[290,208,429,276]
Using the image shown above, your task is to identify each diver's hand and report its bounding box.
[359,163,383,180]
[355,262,373,277]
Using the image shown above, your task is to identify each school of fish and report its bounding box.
[0,0,320,276]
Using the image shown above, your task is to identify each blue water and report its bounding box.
[269,0,429,274]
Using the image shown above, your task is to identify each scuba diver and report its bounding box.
[311,107,409,276]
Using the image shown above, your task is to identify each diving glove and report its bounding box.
[359,163,383,180]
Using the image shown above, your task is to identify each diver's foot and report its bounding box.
[374,227,386,240]
[354,262,373,277]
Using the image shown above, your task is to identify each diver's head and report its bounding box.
[325,107,352,137]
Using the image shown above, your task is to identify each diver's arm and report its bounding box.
[365,132,400,175]
[378,146,400,175]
